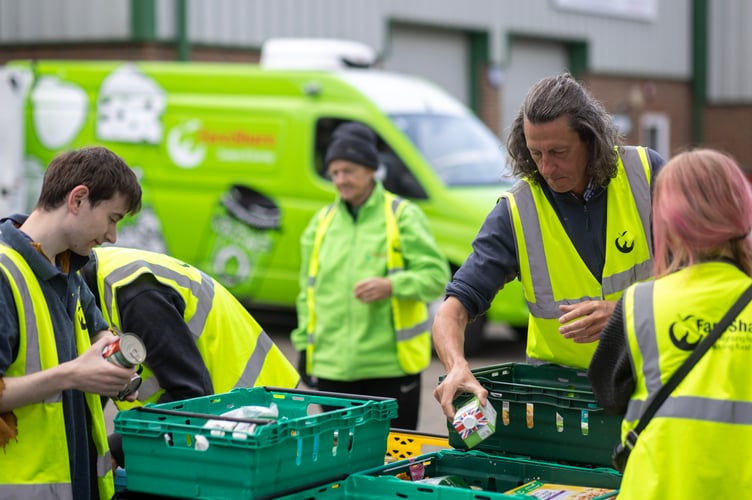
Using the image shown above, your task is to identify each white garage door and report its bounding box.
[501,38,568,140]
[383,24,470,106]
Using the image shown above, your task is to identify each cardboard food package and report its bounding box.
[451,396,497,448]
[505,480,616,499]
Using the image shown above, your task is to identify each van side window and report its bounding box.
[315,119,428,200]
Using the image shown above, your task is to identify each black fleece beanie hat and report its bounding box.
[324,122,379,170]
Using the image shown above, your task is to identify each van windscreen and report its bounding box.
[391,113,515,187]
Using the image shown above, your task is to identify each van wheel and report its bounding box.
[463,315,487,357]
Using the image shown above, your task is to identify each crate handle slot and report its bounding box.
[134,405,275,425]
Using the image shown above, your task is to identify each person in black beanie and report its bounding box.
[325,121,380,171]
[291,121,450,430]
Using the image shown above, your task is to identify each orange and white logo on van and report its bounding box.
[167,120,279,169]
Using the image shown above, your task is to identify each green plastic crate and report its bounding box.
[276,478,348,500]
[445,363,622,468]
[114,387,398,499]
[346,449,621,499]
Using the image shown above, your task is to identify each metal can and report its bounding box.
[102,332,146,368]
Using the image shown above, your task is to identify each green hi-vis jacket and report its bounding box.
[619,262,752,499]
[292,182,449,379]
[0,245,113,500]
[502,146,653,369]
[90,246,299,409]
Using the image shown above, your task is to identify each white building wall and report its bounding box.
[4,0,752,102]
[175,0,691,78]
[0,0,687,78]
[0,0,129,41]
[383,25,469,105]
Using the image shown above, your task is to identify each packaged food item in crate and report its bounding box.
[504,479,616,499]
[201,403,279,439]
[114,386,397,499]
[451,396,497,448]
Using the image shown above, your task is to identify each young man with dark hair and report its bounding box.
[0,146,142,500]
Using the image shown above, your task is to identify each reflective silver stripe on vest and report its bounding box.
[657,396,752,424]
[235,330,273,387]
[98,450,112,477]
[0,252,62,404]
[509,183,597,318]
[387,196,405,275]
[624,281,659,421]
[619,147,653,257]
[396,320,431,342]
[189,270,214,333]
[103,260,215,338]
[602,260,654,297]
[625,282,752,424]
[390,197,401,213]
[308,204,337,289]
[0,483,73,500]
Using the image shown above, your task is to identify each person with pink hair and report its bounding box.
[588,148,752,498]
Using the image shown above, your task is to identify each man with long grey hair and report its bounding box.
[432,73,665,419]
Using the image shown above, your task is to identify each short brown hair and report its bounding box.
[36,146,142,215]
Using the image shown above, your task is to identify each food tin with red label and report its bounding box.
[103,332,147,368]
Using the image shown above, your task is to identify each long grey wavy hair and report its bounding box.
[506,73,623,187]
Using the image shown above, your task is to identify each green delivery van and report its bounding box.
[0,40,526,352]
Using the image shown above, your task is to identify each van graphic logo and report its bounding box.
[31,76,88,149]
[615,230,635,253]
[668,315,704,351]
[167,120,207,168]
[96,65,166,144]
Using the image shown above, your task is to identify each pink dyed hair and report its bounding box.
[653,148,752,277]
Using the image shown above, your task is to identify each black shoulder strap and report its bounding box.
[631,283,752,439]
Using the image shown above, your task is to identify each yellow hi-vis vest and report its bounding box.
[91,247,299,409]
[306,192,431,374]
[618,263,752,499]
[502,146,653,369]
[0,245,113,500]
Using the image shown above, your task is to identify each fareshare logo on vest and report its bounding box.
[615,230,635,253]
[669,314,752,351]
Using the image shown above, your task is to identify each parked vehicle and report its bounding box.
[0,39,526,353]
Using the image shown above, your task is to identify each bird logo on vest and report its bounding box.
[615,230,635,254]
[668,315,704,351]
[75,302,88,333]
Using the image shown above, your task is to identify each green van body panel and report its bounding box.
[7,59,528,332]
